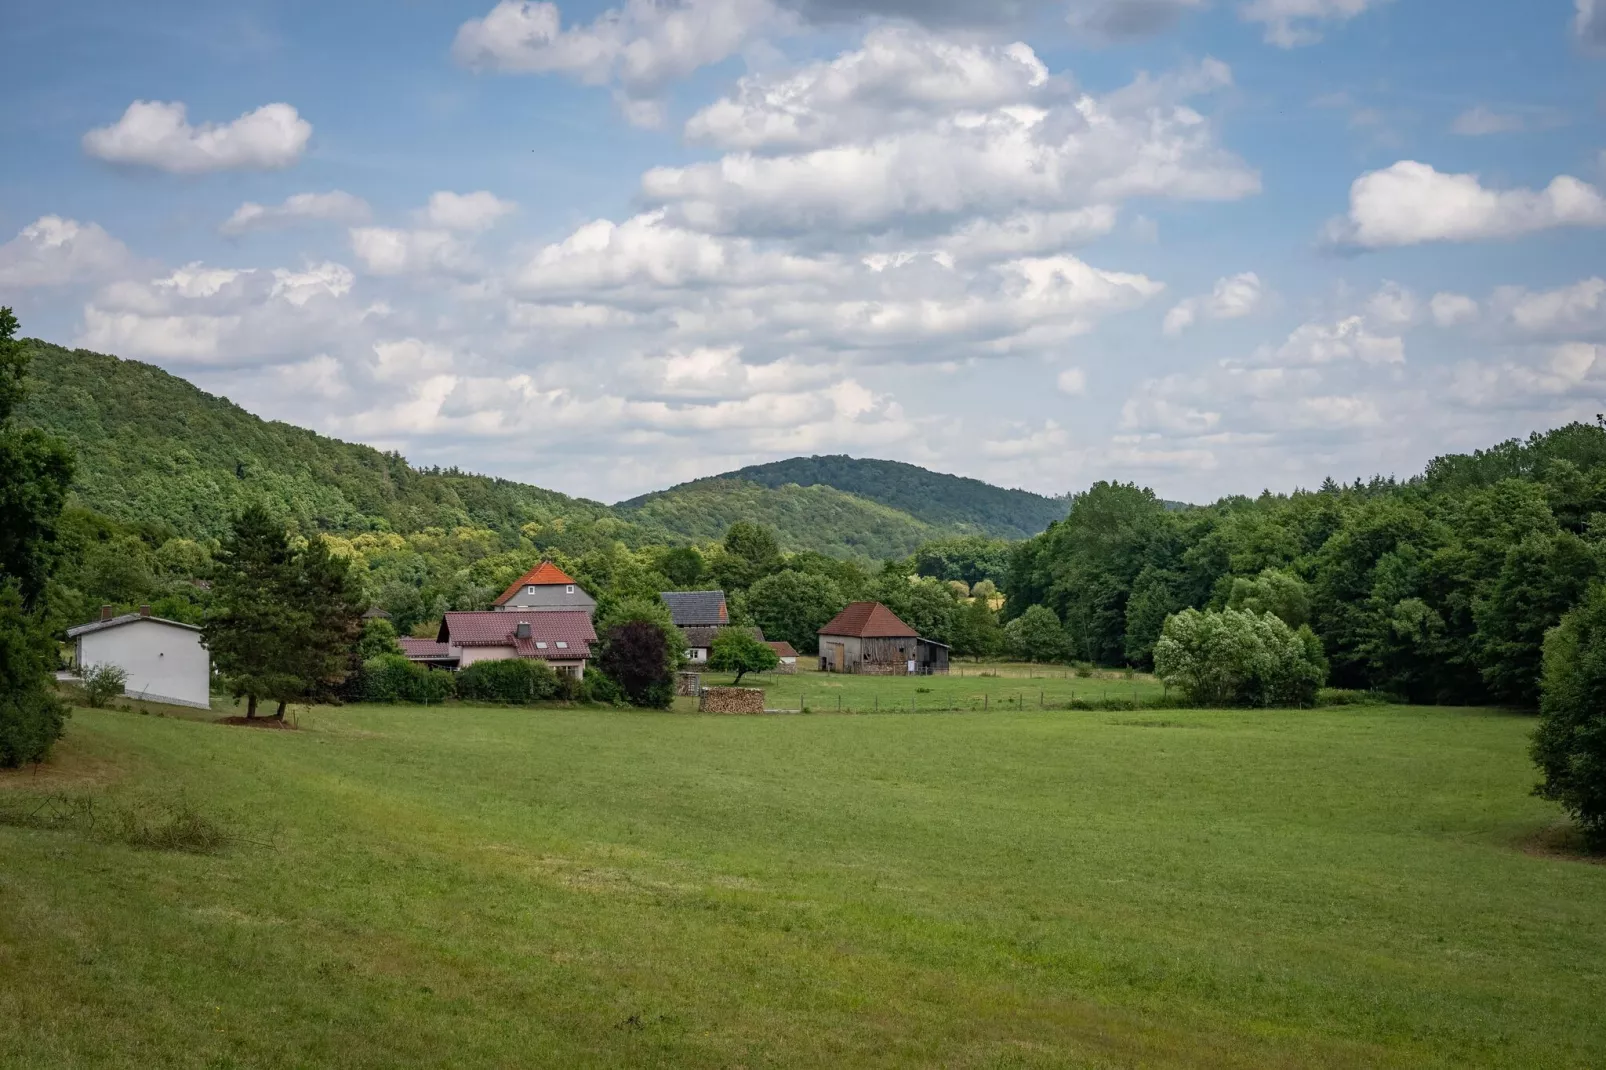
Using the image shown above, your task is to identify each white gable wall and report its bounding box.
[76,620,211,709]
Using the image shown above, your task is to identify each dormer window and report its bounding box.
[565,585,574,594]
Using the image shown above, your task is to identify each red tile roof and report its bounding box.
[818,602,918,638]
[438,610,596,659]
[766,641,799,658]
[492,561,579,607]
[398,637,453,660]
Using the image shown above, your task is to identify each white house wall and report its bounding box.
[77,621,210,708]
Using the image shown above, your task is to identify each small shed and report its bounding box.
[66,605,211,708]
[817,602,949,676]
[766,641,799,673]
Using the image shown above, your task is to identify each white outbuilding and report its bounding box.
[66,606,211,709]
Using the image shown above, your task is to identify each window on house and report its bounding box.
[535,641,548,649]
[565,585,574,594]
[526,585,536,594]
[556,641,568,649]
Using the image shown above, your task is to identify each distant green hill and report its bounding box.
[624,455,1067,540]
[614,477,939,559]
[16,342,1049,561]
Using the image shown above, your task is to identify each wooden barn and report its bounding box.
[817,602,950,676]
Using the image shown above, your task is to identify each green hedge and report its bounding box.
[360,655,455,704]
[456,659,562,704]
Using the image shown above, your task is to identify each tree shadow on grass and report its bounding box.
[1516,821,1605,864]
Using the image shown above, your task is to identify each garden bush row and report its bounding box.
[355,655,615,707]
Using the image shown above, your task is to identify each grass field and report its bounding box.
[3,701,1604,1068]
[686,661,1168,713]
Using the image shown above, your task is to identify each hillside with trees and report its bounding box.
[629,454,1068,540]
[17,342,1023,561]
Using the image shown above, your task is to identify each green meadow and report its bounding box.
[687,662,1169,713]
[3,700,1603,1069]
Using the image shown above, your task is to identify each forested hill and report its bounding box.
[15,341,1017,560]
[17,341,612,540]
[621,455,1068,540]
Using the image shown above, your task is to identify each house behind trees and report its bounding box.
[493,562,596,616]
[401,562,599,678]
[661,590,749,663]
[817,602,949,676]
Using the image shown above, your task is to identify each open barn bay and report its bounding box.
[2,703,1603,1069]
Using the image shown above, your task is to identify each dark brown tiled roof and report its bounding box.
[766,641,799,658]
[492,561,579,607]
[818,602,917,638]
[438,610,596,658]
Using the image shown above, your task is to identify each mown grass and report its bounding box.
[1,702,1602,1068]
[690,660,1168,713]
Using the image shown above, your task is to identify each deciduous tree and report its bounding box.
[708,629,779,685]
[1531,584,1606,848]
[747,569,844,655]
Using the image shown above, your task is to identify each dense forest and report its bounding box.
[633,454,1068,540]
[1006,422,1606,706]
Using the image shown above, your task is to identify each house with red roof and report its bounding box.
[436,609,596,679]
[817,602,949,676]
[493,561,596,616]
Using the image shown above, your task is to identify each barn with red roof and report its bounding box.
[817,601,949,676]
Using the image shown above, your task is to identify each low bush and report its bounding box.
[360,655,456,704]
[456,658,562,705]
[78,662,129,708]
[579,669,626,706]
[1315,688,1397,707]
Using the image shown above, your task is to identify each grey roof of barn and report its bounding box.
[67,613,201,638]
[661,590,729,627]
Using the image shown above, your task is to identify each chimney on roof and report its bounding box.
[139,604,151,618]
[516,621,531,639]
[100,605,113,621]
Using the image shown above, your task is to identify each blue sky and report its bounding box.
[2,0,1604,503]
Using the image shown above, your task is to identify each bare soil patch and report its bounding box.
[1518,821,1605,865]
[217,716,299,730]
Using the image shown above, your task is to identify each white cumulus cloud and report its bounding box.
[452,0,789,125]
[1429,292,1479,328]
[0,216,132,287]
[656,41,1256,235]
[422,191,518,232]
[1239,0,1389,47]
[1162,272,1264,335]
[83,101,311,173]
[1578,0,1606,49]
[1327,160,1606,248]
[221,191,371,235]
[78,261,362,365]
[1056,367,1088,395]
